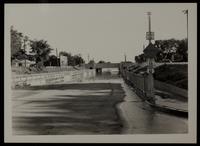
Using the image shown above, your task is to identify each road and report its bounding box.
[12,74,188,135]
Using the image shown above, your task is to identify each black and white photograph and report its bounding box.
[4,3,197,143]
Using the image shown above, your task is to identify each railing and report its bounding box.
[121,69,148,99]
[120,68,188,99]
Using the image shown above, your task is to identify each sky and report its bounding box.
[5,3,193,63]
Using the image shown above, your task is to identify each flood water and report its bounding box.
[12,68,188,134]
[92,69,188,134]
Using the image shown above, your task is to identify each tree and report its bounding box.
[88,60,95,64]
[177,39,188,62]
[11,26,23,61]
[134,53,146,63]
[98,60,105,63]
[154,39,188,62]
[59,51,85,66]
[44,55,58,66]
[29,40,52,68]
[73,55,85,66]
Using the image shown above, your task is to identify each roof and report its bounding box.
[143,43,160,58]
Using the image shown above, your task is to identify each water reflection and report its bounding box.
[83,69,188,134]
[119,80,188,134]
[13,68,188,134]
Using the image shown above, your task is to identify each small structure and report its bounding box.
[60,55,68,67]
[12,59,35,67]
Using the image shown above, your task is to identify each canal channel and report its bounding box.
[12,68,188,134]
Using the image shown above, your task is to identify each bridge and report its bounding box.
[85,62,119,69]
[85,63,120,74]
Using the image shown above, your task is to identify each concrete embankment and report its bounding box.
[12,69,96,88]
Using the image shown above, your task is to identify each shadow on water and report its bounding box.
[12,70,188,135]
[12,82,125,135]
[14,83,122,90]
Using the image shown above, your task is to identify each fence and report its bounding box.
[120,68,188,99]
[121,69,148,99]
[12,69,96,88]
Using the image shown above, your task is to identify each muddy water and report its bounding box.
[76,69,188,134]
[12,69,188,134]
[92,78,187,133]
[118,81,188,134]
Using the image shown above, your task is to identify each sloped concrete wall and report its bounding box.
[154,80,188,98]
[12,69,96,88]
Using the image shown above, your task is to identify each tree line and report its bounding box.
[135,39,188,63]
[11,26,85,68]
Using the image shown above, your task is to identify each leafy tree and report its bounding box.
[88,60,95,64]
[59,51,85,66]
[73,55,84,66]
[29,40,52,68]
[177,39,188,62]
[98,60,105,63]
[134,53,146,63]
[44,55,59,66]
[154,39,188,62]
[11,26,23,61]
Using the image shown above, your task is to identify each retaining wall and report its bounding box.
[12,69,96,88]
[154,80,188,98]
[120,69,188,99]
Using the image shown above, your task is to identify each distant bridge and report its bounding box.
[85,63,120,69]
[85,63,120,74]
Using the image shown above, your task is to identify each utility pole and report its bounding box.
[56,48,59,66]
[143,12,158,104]
[183,10,188,48]
[124,53,127,63]
[88,54,90,63]
[147,12,151,44]
[23,36,28,68]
